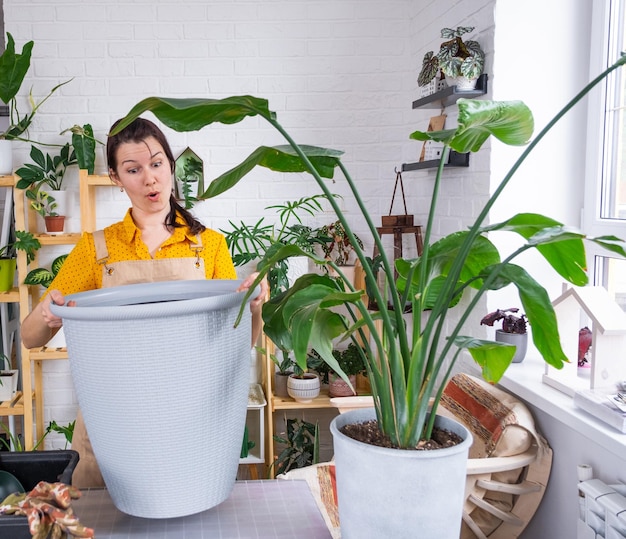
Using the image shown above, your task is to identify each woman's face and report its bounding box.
[109,136,173,217]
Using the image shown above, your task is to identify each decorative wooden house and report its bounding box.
[543,285,626,396]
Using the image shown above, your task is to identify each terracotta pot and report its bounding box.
[329,373,357,398]
[44,215,65,233]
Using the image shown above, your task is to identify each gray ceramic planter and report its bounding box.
[496,329,528,363]
[51,280,256,518]
[330,408,472,539]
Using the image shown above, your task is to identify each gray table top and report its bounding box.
[72,480,332,538]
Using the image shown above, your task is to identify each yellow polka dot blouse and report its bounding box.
[47,210,237,297]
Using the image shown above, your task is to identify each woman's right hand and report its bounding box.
[22,289,76,349]
[41,290,69,328]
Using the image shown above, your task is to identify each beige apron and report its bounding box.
[72,230,205,488]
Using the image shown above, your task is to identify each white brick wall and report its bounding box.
[3,0,495,446]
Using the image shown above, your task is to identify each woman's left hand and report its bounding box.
[237,272,268,312]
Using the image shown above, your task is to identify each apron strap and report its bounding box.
[93,229,109,265]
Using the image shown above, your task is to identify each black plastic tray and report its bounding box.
[0,450,79,539]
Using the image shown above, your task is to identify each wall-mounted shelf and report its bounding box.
[402,151,470,172]
[411,73,488,109]
[402,74,489,172]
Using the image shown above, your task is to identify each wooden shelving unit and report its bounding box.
[262,334,337,478]
[12,170,114,447]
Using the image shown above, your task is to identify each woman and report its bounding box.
[21,117,267,486]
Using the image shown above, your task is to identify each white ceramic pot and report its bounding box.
[330,408,472,538]
[0,370,18,401]
[50,279,257,519]
[45,327,66,349]
[48,190,70,217]
[287,372,320,403]
[496,329,528,363]
[0,140,12,175]
[445,75,479,90]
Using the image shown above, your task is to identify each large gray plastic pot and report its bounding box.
[51,279,256,518]
[330,408,472,538]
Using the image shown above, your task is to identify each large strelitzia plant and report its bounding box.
[111,55,626,449]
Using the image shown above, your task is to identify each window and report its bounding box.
[584,0,626,311]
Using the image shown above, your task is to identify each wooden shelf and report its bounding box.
[411,73,489,109]
[29,348,69,360]
[0,391,25,416]
[270,390,333,411]
[0,288,19,303]
[0,175,15,187]
[34,232,82,246]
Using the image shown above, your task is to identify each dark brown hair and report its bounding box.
[107,117,205,235]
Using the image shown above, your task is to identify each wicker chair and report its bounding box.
[330,373,552,538]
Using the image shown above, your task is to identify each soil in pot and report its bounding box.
[340,420,463,450]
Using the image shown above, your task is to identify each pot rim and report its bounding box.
[50,279,258,321]
[330,408,473,458]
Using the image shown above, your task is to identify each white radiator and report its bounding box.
[578,465,626,539]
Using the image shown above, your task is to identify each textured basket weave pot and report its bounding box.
[51,279,255,518]
[330,408,472,538]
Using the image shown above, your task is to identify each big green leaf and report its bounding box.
[0,33,33,105]
[456,336,514,383]
[202,145,343,199]
[483,213,588,286]
[409,99,534,153]
[110,95,275,135]
[71,124,97,174]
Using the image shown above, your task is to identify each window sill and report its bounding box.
[469,354,626,459]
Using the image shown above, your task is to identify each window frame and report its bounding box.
[583,0,626,288]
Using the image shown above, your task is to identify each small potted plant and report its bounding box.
[287,369,320,404]
[0,230,40,293]
[271,418,319,476]
[16,143,78,219]
[418,26,485,91]
[315,220,363,286]
[0,354,18,402]
[221,195,333,298]
[257,346,294,398]
[481,308,528,363]
[25,189,64,233]
[307,342,365,397]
